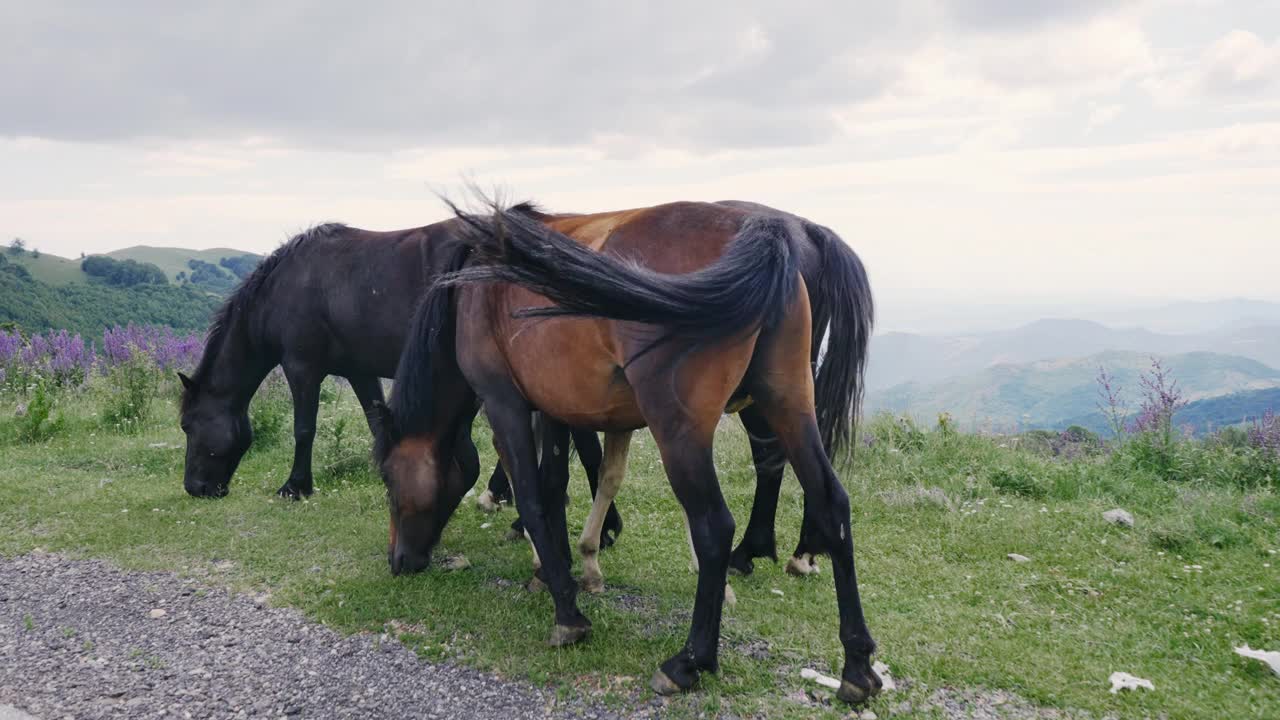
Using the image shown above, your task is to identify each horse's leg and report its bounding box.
[646,436,735,695]
[578,430,632,593]
[727,405,785,576]
[486,400,589,645]
[572,428,622,547]
[348,375,385,433]
[278,366,322,499]
[537,419,575,574]
[477,461,510,512]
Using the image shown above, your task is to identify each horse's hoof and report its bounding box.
[599,530,617,550]
[785,554,819,577]
[837,678,880,705]
[504,528,525,543]
[276,482,312,500]
[580,575,605,594]
[548,623,590,647]
[526,576,548,593]
[475,490,502,513]
[727,556,754,577]
[649,670,684,696]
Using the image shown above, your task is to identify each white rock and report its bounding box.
[1007,553,1031,563]
[723,584,737,607]
[1235,645,1280,677]
[873,660,897,691]
[859,711,878,720]
[148,609,167,619]
[1109,671,1154,693]
[799,667,840,690]
[1103,508,1135,527]
[770,588,785,597]
[480,522,492,530]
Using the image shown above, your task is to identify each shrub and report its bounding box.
[11,382,65,443]
[101,354,159,432]
[249,372,290,450]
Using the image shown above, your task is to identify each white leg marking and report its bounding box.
[578,430,632,593]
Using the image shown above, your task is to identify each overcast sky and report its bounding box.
[2,0,1278,306]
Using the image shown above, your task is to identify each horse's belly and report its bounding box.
[517,365,644,431]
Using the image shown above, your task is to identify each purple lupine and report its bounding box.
[1127,357,1187,436]
[1095,365,1128,439]
[1249,409,1280,457]
[99,324,203,372]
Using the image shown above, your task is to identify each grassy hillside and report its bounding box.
[5,249,89,285]
[0,260,220,336]
[107,246,259,283]
[869,350,1280,432]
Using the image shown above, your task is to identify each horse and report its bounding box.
[175,219,618,544]
[472,200,871,583]
[370,198,880,704]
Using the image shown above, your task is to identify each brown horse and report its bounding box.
[371,199,880,703]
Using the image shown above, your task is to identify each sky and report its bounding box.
[2,0,1278,308]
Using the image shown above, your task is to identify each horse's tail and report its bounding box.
[802,221,874,464]
[446,202,800,366]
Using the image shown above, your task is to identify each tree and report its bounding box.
[8,238,24,256]
[31,248,40,259]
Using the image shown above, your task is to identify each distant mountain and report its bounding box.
[105,246,259,285]
[1061,386,1280,436]
[0,253,221,337]
[5,246,260,292]
[1086,299,1280,335]
[867,351,1280,432]
[868,318,1280,391]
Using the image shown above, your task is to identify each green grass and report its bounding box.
[1,383,1278,719]
[7,250,90,285]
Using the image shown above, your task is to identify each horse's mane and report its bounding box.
[185,223,347,399]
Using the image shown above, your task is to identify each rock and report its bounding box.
[148,609,167,619]
[440,555,470,571]
[1234,645,1280,677]
[770,588,785,597]
[872,660,896,692]
[723,584,736,607]
[799,667,840,690]
[1007,553,1031,563]
[1103,508,1134,527]
[1108,671,1154,693]
[859,711,878,720]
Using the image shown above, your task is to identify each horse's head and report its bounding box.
[178,372,252,498]
[369,401,473,575]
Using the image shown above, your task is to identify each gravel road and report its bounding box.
[0,552,621,720]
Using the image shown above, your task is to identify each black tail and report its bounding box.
[446,202,800,364]
[803,221,874,463]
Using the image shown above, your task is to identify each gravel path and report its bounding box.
[0,552,618,720]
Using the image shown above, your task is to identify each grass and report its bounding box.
[7,250,90,285]
[1,382,1278,718]
[106,246,259,283]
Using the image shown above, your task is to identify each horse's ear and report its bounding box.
[177,372,195,391]
[368,401,399,450]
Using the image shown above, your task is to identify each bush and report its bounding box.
[11,382,65,443]
[101,355,159,432]
[249,372,291,450]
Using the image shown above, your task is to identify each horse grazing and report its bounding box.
[474,200,872,582]
[371,199,880,703]
[175,220,614,544]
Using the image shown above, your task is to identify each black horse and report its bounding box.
[176,219,619,542]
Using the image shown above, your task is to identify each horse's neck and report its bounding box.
[202,316,277,410]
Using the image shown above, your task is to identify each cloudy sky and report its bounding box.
[2,0,1278,311]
